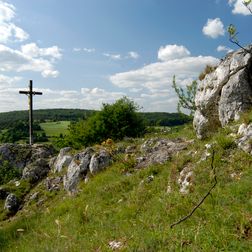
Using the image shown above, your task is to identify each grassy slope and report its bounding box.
[0,124,252,251]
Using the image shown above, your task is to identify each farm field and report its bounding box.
[40,121,70,138]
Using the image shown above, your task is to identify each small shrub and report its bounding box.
[199,65,217,81]
[216,135,236,150]
[240,109,252,125]
[0,161,22,185]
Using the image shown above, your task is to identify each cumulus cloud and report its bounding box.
[229,0,252,15]
[21,43,62,60]
[0,1,29,43]
[202,18,225,39]
[0,44,61,78]
[81,87,124,102]
[110,55,219,89]
[109,44,219,112]
[217,45,233,53]
[158,44,190,61]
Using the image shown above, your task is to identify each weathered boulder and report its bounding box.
[53,147,73,173]
[0,144,55,171]
[63,147,95,192]
[136,138,192,169]
[45,176,63,191]
[194,46,252,139]
[22,158,50,183]
[4,193,19,213]
[89,149,111,174]
[236,123,252,155]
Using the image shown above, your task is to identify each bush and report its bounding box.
[198,65,217,81]
[65,97,146,148]
[0,160,21,185]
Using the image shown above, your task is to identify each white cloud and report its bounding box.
[73,47,81,52]
[109,44,219,112]
[103,53,122,60]
[217,45,233,53]
[83,47,95,53]
[229,0,252,15]
[128,51,139,59]
[0,1,15,22]
[110,55,219,89]
[158,44,190,61]
[0,1,29,43]
[0,44,61,78]
[21,43,62,59]
[0,74,21,90]
[202,18,225,39]
[73,47,96,53]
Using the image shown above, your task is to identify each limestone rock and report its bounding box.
[45,176,63,191]
[89,149,111,174]
[236,123,252,155]
[0,143,55,172]
[178,166,194,194]
[136,138,192,168]
[53,147,73,173]
[194,46,252,139]
[22,158,50,183]
[63,147,95,192]
[4,193,19,213]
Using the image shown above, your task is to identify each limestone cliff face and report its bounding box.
[193,45,252,139]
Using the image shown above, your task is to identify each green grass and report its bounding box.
[40,121,70,138]
[0,123,252,251]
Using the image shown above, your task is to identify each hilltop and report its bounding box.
[0,116,251,251]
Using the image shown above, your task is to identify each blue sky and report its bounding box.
[0,0,251,112]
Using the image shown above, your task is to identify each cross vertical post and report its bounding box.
[19,80,43,145]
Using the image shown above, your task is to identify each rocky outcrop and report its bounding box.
[0,143,55,171]
[194,46,252,139]
[52,147,73,173]
[63,147,95,192]
[136,138,193,169]
[22,158,50,183]
[89,149,111,174]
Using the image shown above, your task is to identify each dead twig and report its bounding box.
[170,150,217,228]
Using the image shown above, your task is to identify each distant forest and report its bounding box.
[0,108,191,130]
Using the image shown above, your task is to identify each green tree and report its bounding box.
[227,1,251,52]
[172,76,197,116]
[65,97,146,148]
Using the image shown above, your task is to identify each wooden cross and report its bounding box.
[19,80,43,145]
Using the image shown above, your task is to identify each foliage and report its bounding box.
[0,109,95,130]
[0,121,44,144]
[243,0,252,13]
[227,24,249,52]
[172,76,197,116]
[64,97,146,148]
[142,112,191,126]
[198,64,217,81]
[0,160,21,185]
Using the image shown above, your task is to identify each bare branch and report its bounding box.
[170,150,217,228]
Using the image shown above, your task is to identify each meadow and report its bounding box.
[40,121,70,138]
[0,122,252,251]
